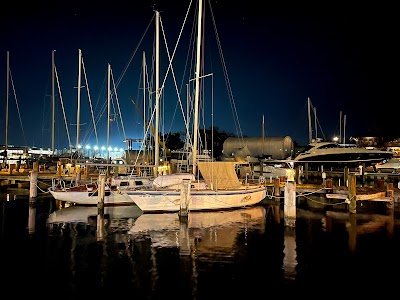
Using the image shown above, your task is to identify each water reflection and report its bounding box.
[28,198,36,235]
[1,191,399,297]
[128,206,268,299]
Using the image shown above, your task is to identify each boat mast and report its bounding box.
[5,51,9,164]
[343,114,346,144]
[106,63,111,174]
[307,97,312,144]
[142,51,147,160]
[339,110,342,144]
[313,106,317,141]
[52,50,55,155]
[154,10,160,175]
[76,49,82,157]
[262,114,265,156]
[192,0,203,176]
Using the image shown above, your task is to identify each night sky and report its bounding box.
[0,1,383,151]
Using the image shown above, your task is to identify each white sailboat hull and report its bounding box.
[48,189,135,205]
[126,185,266,213]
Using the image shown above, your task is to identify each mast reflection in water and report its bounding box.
[1,192,400,298]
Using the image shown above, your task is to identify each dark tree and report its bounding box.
[198,126,235,159]
[163,132,185,151]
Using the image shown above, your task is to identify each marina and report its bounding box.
[1,1,398,296]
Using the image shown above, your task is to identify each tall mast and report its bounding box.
[5,51,9,160]
[307,97,312,144]
[343,114,346,144]
[154,10,160,174]
[51,50,55,155]
[192,0,203,175]
[76,49,82,155]
[106,64,111,172]
[339,110,342,144]
[142,51,147,157]
[313,106,317,141]
[262,114,265,156]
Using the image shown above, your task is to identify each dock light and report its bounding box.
[333,136,339,142]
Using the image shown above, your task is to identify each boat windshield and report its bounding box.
[299,142,341,154]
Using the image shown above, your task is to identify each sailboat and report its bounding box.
[125,0,266,213]
[48,62,150,206]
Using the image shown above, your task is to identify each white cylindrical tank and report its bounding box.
[223,136,294,160]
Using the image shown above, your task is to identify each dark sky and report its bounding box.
[0,0,382,151]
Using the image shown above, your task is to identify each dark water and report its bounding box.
[1,189,399,299]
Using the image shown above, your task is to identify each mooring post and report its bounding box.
[387,182,394,237]
[348,173,357,214]
[284,180,296,227]
[75,164,81,186]
[274,177,281,201]
[57,161,63,178]
[29,161,39,199]
[361,162,366,187]
[97,173,106,241]
[386,182,394,210]
[179,179,191,219]
[295,165,302,184]
[344,166,349,187]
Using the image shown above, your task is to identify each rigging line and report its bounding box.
[109,90,123,141]
[92,72,109,137]
[81,71,109,145]
[110,67,128,147]
[81,55,99,146]
[171,10,197,147]
[132,99,157,165]
[309,99,326,141]
[159,16,192,148]
[9,70,27,145]
[208,0,244,141]
[55,67,72,151]
[115,13,156,90]
[40,76,51,144]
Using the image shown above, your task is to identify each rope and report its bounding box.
[301,194,349,206]
[264,185,351,204]
[34,182,51,194]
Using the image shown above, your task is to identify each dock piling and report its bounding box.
[179,179,191,219]
[284,180,296,227]
[97,173,106,241]
[29,162,38,198]
[348,173,357,214]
